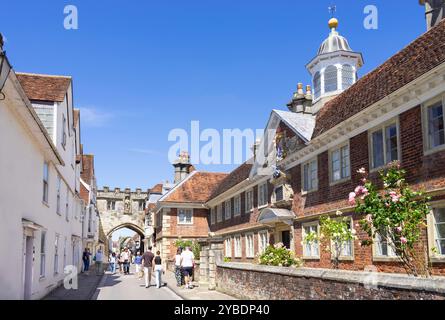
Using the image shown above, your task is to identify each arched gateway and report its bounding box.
[97,187,150,254]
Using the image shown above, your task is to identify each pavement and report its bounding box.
[162,269,237,300]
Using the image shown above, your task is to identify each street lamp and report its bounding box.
[0,33,12,100]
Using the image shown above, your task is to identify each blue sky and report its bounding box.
[1,1,426,189]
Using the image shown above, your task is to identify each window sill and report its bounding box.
[42,201,50,208]
[424,144,445,157]
[329,177,351,187]
[332,256,354,261]
[258,204,268,210]
[302,256,320,260]
[301,189,318,196]
[39,276,46,282]
[430,255,445,263]
[372,256,400,263]
[177,223,193,226]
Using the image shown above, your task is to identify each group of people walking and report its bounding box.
[174,247,195,289]
[109,247,133,275]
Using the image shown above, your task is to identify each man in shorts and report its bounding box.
[180,246,195,289]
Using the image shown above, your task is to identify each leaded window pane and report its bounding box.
[372,130,384,168]
[428,103,445,148]
[342,64,354,90]
[325,65,338,93]
[314,71,321,99]
[385,124,398,162]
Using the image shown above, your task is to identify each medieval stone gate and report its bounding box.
[96,187,149,254]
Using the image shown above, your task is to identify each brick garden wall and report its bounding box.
[216,262,445,300]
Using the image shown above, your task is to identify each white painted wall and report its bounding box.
[0,76,83,300]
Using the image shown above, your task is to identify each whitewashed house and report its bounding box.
[0,41,85,298]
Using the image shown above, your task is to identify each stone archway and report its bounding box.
[106,223,145,255]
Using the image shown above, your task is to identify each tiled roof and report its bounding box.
[313,19,445,138]
[208,162,253,200]
[162,172,228,203]
[16,72,71,102]
[150,183,163,194]
[73,109,80,128]
[81,154,94,183]
[272,109,315,142]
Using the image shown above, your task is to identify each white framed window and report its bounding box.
[374,228,397,258]
[331,218,354,259]
[425,99,445,151]
[325,65,338,93]
[369,121,399,170]
[342,64,355,90]
[258,183,268,207]
[65,190,69,221]
[224,200,231,220]
[274,185,284,202]
[432,207,445,256]
[62,114,67,148]
[234,235,242,258]
[302,222,320,258]
[245,234,254,258]
[245,189,253,213]
[302,158,318,192]
[43,162,49,203]
[63,237,67,268]
[330,143,350,183]
[178,209,193,225]
[56,175,61,214]
[313,71,321,100]
[217,204,223,222]
[234,195,241,216]
[224,237,232,258]
[107,200,116,211]
[258,231,269,254]
[40,231,46,278]
[54,234,59,275]
[88,210,92,233]
[210,207,216,225]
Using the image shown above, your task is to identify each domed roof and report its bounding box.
[317,19,352,55]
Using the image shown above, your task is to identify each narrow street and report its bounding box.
[93,266,181,300]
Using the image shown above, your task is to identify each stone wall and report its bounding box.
[216,262,445,300]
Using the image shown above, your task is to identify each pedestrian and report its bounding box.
[180,246,195,289]
[154,251,164,289]
[95,249,104,276]
[134,251,142,277]
[82,248,91,272]
[141,247,154,288]
[121,248,130,275]
[174,248,184,287]
[109,252,116,274]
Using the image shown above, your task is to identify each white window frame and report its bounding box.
[65,189,70,222]
[234,235,242,258]
[427,204,445,262]
[210,207,216,225]
[302,222,320,259]
[258,231,269,254]
[54,234,60,275]
[107,200,116,211]
[234,195,241,217]
[177,208,193,225]
[224,199,232,220]
[224,237,232,258]
[329,142,351,185]
[369,119,400,171]
[43,162,49,204]
[62,114,67,148]
[372,227,398,261]
[217,204,223,222]
[245,189,253,213]
[258,183,268,208]
[330,217,354,260]
[56,175,61,214]
[40,231,46,278]
[245,233,255,258]
[301,158,318,193]
[422,95,445,155]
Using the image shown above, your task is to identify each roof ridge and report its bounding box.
[16,72,72,79]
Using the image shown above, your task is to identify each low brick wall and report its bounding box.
[216,262,445,300]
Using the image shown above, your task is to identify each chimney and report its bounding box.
[287,83,313,113]
[420,0,445,30]
[173,151,193,184]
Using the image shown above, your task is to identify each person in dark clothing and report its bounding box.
[82,248,91,272]
[154,251,164,288]
[141,247,155,288]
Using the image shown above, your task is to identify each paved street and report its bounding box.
[92,266,182,300]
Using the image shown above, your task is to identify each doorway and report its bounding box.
[23,236,34,300]
[281,231,291,249]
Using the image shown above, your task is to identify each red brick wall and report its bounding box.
[169,208,209,238]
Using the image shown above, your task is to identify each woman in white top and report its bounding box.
[174,248,184,287]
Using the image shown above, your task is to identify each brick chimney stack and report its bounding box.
[420,0,445,30]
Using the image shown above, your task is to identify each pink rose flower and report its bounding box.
[396,226,402,233]
[400,237,408,244]
[348,192,356,205]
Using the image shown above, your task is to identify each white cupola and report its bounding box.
[306,18,364,113]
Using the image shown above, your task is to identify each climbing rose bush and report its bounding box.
[352,161,432,277]
[304,212,357,269]
[258,243,303,267]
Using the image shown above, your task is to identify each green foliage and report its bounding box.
[305,212,356,269]
[258,243,303,267]
[174,239,201,260]
[353,161,431,277]
[223,257,231,263]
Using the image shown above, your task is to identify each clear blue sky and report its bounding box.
[1,1,426,189]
